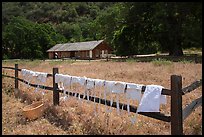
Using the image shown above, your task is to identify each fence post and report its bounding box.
[170,75,183,135]
[15,64,18,89]
[194,54,198,64]
[53,68,59,106]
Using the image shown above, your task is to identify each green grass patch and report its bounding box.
[47,59,76,65]
[152,58,173,66]
[183,47,202,56]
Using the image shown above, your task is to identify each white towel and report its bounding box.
[71,76,87,86]
[94,78,105,87]
[62,75,72,87]
[104,81,115,113]
[112,81,126,94]
[137,85,164,112]
[104,80,115,93]
[125,83,143,115]
[86,78,95,89]
[29,70,36,77]
[21,69,27,77]
[27,70,35,87]
[55,73,64,83]
[36,72,47,83]
[21,69,28,83]
[126,83,143,101]
[112,81,126,115]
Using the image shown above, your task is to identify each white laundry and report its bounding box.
[112,81,126,94]
[63,75,72,87]
[25,70,35,87]
[29,70,36,77]
[93,79,105,113]
[160,95,167,105]
[112,81,126,115]
[55,74,70,90]
[71,76,87,86]
[21,69,27,77]
[94,78,105,88]
[86,79,97,115]
[137,85,164,112]
[104,80,115,113]
[86,78,95,89]
[55,73,64,83]
[35,72,48,83]
[126,83,143,101]
[104,80,115,93]
[32,71,47,93]
[21,69,28,82]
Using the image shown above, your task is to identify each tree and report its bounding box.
[2,16,67,59]
[112,2,202,56]
[152,2,202,56]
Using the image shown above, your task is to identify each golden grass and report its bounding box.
[2,60,202,135]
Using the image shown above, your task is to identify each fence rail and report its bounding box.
[182,79,202,95]
[2,74,171,122]
[2,64,202,135]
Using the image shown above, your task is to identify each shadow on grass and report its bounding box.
[14,88,72,131]
[43,105,72,131]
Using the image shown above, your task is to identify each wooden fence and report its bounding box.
[2,64,202,135]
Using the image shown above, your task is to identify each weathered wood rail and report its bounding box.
[2,64,202,135]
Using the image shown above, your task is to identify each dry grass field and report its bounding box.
[2,59,202,135]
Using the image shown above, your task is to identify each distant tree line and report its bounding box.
[2,2,202,59]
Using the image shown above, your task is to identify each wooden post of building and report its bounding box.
[15,64,18,89]
[170,75,183,135]
[53,68,59,106]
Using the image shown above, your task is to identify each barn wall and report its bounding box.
[48,52,54,59]
[61,51,71,58]
[92,42,112,59]
[75,51,90,59]
[47,41,112,59]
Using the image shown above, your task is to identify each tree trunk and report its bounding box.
[168,14,184,56]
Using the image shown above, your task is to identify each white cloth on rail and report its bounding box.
[55,73,64,83]
[34,72,48,83]
[112,81,126,94]
[94,78,105,88]
[104,80,115,113]
[71,76,87,86]
[21,69,27,77]
[104,80,115,93]
[21,69,35,87]
[126,83,143,101]
[94,79,105,113]
[125,83,143,115]
[86,78,95,90]
[112,81,126,115]
[137,85,165,112]
[62,75,71,101]
[160,94,167,105]
[31,71,47,93]
[63,75,72,87]
[55,74,72,101]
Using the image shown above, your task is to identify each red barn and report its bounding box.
[47,40,112,59]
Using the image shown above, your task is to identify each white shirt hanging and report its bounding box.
[137,85,165,112]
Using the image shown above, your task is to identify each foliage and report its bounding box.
[2,16,66,59]
[2,2,202,59]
